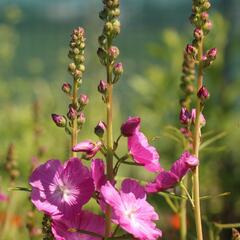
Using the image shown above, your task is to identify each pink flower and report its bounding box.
[128,130,161,172]
[0,192,8,202]
[72,140,102,159]
[191,109,206,127]
[179,107,191,125]
[52,211,105,240]
[101,179,162,240]
[146,152,198,193]
[121,116,141,137]
[29,158,94,219]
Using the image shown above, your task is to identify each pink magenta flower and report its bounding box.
[128,130,161,172]
[52,210,105,240]
[72,140,102,159]
[29,158,94,219]
[146,152,199,193]
[191,109,206,127]
[121,116,141,137]
[101,179,162,240]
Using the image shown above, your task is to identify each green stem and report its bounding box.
[192,39,204,240]
[71,79,78,158]
[105,63,114,238]
[213,223,240,229]
[180,177,188,240]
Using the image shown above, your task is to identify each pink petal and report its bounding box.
[91,159,106,191]
[0,192,8,202]
[121,116,141,137]
[128,130,161,172]
[52,211,105,240]
[121,179,146,199]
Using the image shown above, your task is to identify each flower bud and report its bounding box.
[112,19,121,34]
[207,48,217,60]
[194,28,203,40]
[197,86,210,101]
[98,80,107,94]
[202,1,211,10]
[67,106,78,120]
[74,69,82,79]
[61,82,72,94]
[94,121,106,138]
[185,44,197,58]
[179,107,191,125]
[108,46,119,60]
[51,114,67,127]
[68,63,76,73]
[72,140,102,159]
[113,62,123,75]
[121,116,141,137]
[77,112,86,125]
[203,20,212,32]
[232,228,240,240]
[79,94,89,106]
[201,12,209,21]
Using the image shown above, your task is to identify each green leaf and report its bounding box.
[200,132,226,150]
[8,186,31,192]
[200,192,231,200]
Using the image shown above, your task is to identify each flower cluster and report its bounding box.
[29,116,199,239]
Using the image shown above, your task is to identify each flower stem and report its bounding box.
[192,39,204,240]
[71,79,78,158]
[105,60,114,238]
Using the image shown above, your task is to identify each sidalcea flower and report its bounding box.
[52,211,105,240]
[121,116,141,137]
[128,129,161,172]
[146,151,199,193]
[101,179,162,240]
[51,114,67,128]
[29,158,94,219]
[72,140,102,159]
[191,109,206,127]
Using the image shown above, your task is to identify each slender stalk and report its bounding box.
[71,80,78,158]
[192,39,204,240]
[105,62,114,238]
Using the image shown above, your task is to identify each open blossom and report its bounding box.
[128,130,161,172]
[72,140,102,159]
[101,179,162,240]
[52,211,105,240]
[146,151,199,193]
[29,158,94,219]
[121,116,141,137]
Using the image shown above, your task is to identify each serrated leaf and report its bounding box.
[8,186,31,192]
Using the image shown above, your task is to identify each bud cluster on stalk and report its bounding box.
[97,0,123,90]
[51,27,89,133]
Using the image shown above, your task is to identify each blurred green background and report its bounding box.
[0,0,240,239]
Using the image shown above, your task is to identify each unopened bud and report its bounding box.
[74,69,82,79]
[112,20,121,34]
[77,112,86,125]
[203,20,212,32]
[108,46,119,60]
[201,12,209,21]
[62,82,72,94]
[94,121,106,138]
[67,106,78,120]
[207,48,217,60]
[113,62,123,75]
[98,80,107,94]
[197,86,210,101]
[185,44,197,58]
[194,28,203,40]
[68,63,76,73]
[79,94,89,106]
[51,114,67,127]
